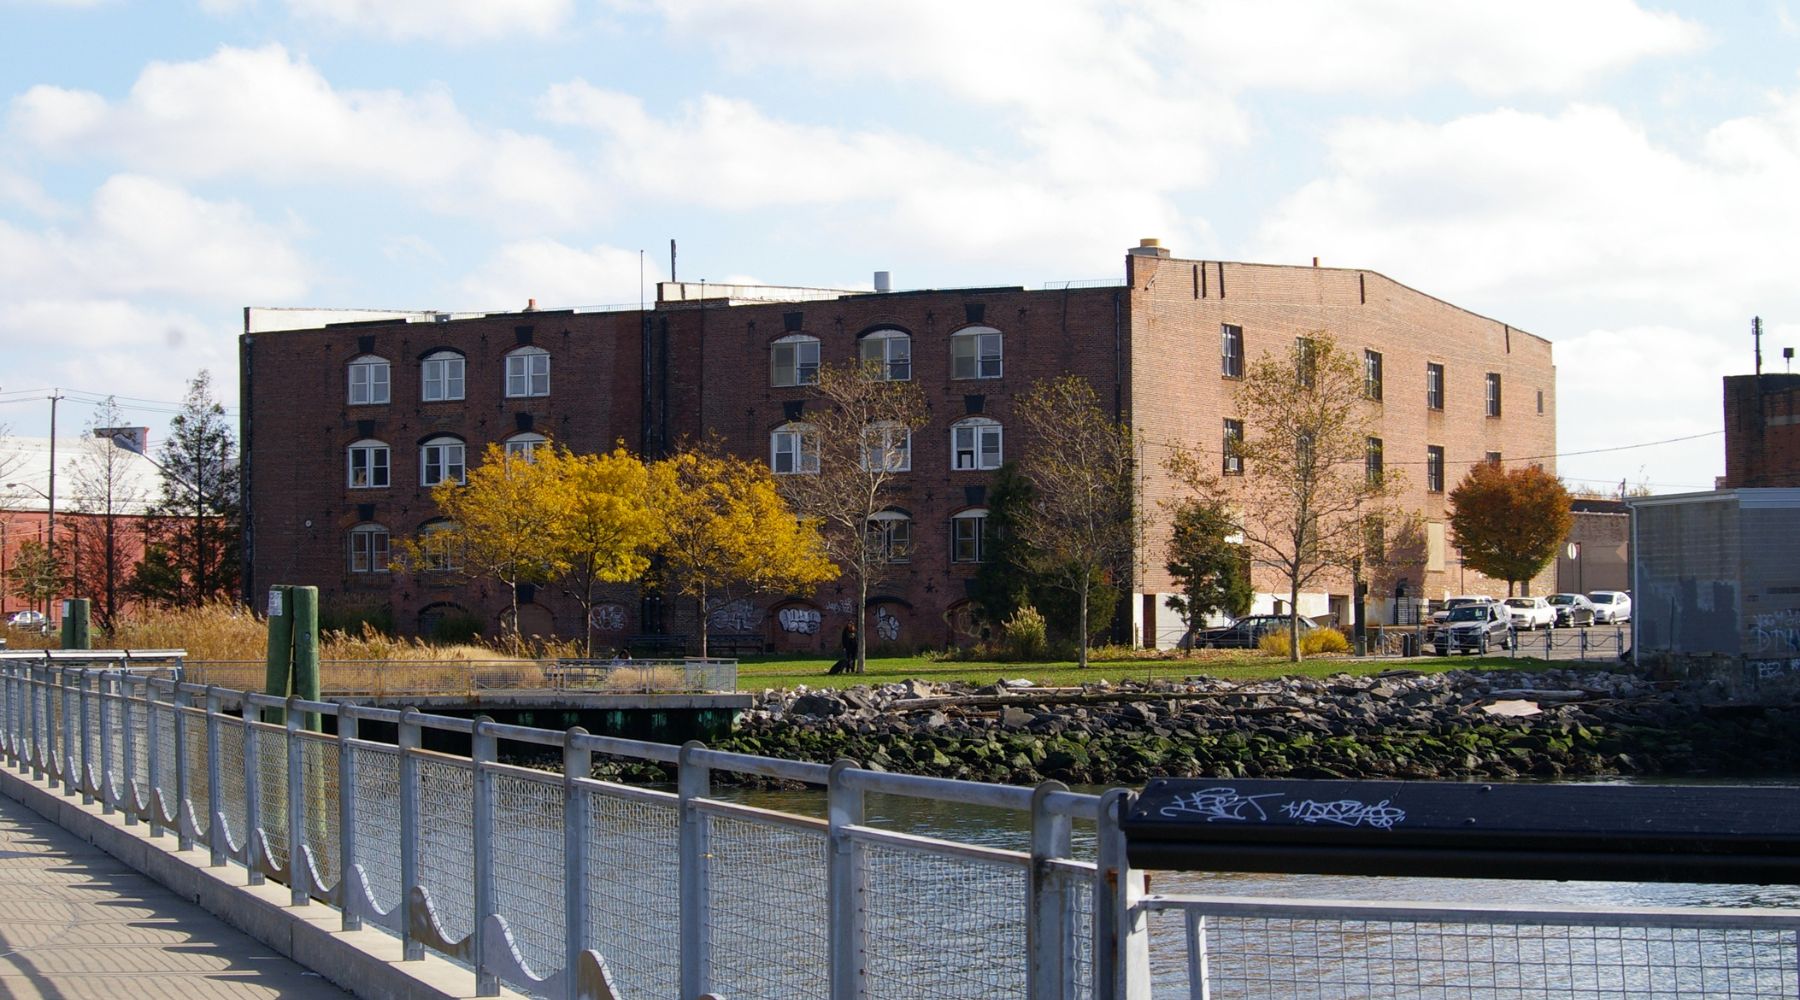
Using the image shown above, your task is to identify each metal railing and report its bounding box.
[0,651,1105,1000]
[1,649,1793,999]
[1368,624,1627,662]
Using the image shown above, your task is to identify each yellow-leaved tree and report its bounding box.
[650,444,837,658]
[534,444,666,656]
[403,442,563,650]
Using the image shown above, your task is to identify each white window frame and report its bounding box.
[859,329,912,381]
[1427,362,1445,411]
[1486,372,1502,417]
[505,347,550,398]
[867,511,912,563]
[771,422,819,474]
[771,334,821,387]
[860,421,912,472]
[952,509,988,564]
[347,439,390,489]
[950,417,1002,471]
[504,432,547,463]
[420,436,467,487]
[1221,324,1244,379]
[1222,419,1244,476]
[950,327,1002,380]
[348,355,390,406]
[348,524,390,574]
[420,520,459,572]
[422,350,465,402]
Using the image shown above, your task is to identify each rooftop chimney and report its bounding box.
[874,271,891,293]
[1312,256,1320,267]
[525,298,538,312]
[1128,238,1170,258]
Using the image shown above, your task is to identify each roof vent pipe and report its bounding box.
[874,271,891,293]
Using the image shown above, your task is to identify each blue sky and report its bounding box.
[2,0,1797,493]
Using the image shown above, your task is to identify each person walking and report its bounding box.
[829,621,859,674]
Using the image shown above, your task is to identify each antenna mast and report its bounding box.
[1754,315,1763,376]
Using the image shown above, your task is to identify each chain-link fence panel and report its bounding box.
[585,787,680,1000]
[490,767,566,981]
[214,719,248,855]
[297,733,340,890]
[859,837,1030,1000]
[153,700,179,824]
[180,705,211,844]
[350,742,403,913]
[1156,913,1800,1000]
[416,755,475,942]
[255,724,290,870]
[706,812,830,1000]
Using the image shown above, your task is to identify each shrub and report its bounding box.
[1001,605,1049,661]
[1257,626,1351,657]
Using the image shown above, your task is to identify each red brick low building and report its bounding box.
[241,245,1556,650]
[1722,373,1800,489]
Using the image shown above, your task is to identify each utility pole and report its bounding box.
[1754,316,1763,376]
[46,389,62,619]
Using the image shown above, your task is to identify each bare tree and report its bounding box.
[69,398,146,631]
[1168,333,1405,661]
[777,361,930,672]
[1013,376,1136,669]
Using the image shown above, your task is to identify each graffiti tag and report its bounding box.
[1280,798,1407,830]
[1158,787,1285,823]
[875,606,901,641]
[778,607,821,635]
[589,604,627,632]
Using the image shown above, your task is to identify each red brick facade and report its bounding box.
[1722,374,1800,489]
[241,249,1556,650]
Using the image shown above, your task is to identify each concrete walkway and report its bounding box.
[0,794,350,999]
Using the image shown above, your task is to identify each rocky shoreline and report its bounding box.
[638,668,1800,788]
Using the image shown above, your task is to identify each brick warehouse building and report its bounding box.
[240,243,1556,651]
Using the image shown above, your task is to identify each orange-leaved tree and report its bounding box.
[650,444,837,658]
[1447,460,1572,595]
[534,443,666,656]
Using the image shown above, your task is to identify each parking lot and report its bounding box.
[1371,623,1631,663]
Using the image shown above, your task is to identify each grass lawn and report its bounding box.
[735,651,1554,690]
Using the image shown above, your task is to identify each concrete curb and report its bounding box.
[0,765,524,1000]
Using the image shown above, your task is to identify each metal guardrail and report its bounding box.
[1,655,1793,998]
[1367,624,1628,661]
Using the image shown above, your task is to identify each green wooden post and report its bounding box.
[65,599,91,650]
[263,586,293,725]
[290,586,321,733]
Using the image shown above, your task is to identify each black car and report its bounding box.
[1431,603,1514,655]
[1545,593,1596,627]
[1190,614,1317,649]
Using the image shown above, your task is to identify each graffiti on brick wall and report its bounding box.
[875,606,901,641]
[824,598,857,615]
[777,607,821,634]
[1748,610,1800,653]
[709,600,762,632]
[1749,657,1800,680]
[589,603,627,632]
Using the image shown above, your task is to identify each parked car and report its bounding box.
[1588,591,1632,624]
[6,609,48,631]
[1429,595,1498,627]
[1502,596,1555,630]
[1546,593,1597,627]
[1431,602,1514,655]
[1190,614,1318,649]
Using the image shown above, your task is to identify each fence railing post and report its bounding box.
[60,666,76,792]
[207,687,226,867]
[286,697,309,906]
[1095,788,1151,1000]
[120,673,137,824]
[472,716,499,996]
[1580,628,1589,661]
[400,707,423,961]
[562,727,591,1000]
[827,757,866,1000]
[77,669,94,805]
[1028,780,1073,1000]
[337,702,361,930]
[97,671,115,814]
[243,696,264,885]
[149,678,168,836]
[678,740,712,1000]
[174,682,193,852]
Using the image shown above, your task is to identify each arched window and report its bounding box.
[504,432,547,463]
[347,439,390,489]
[771,422,819,474]
[861,421,911,472]
[858,329,911,381]
[949,417,1002,471]
[867,511,912,563]
[419,519,460,572]
[347,524,390,574]
[348,355,390,405]
[770,334,820,387]
[421,350,465,402]
[950,326,1003,380]
[420,435,466,487]
[952,508,988,563]
[505,346,550,398]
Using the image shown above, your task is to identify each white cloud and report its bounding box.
[284,0,571,42]
[458,240,659,309]
[8,44,597,228]
[0,174,307,302]
[0,299,237,410]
